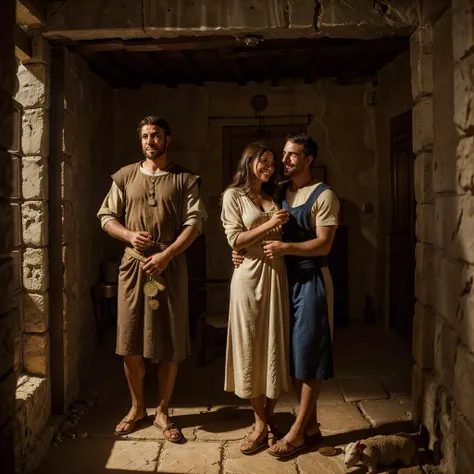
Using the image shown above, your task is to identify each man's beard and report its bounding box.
[144,143,167,160]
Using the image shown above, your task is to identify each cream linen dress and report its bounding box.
[221,188,290,399]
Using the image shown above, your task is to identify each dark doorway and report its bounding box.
[389,110,416,342]
[222,124,306,187]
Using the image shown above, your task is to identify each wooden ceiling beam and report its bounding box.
[146,53,177,88]
[179,51,204,86]
[16,0,46,27]
[15,24,32,61]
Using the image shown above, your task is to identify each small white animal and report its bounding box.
[343,434,416,473]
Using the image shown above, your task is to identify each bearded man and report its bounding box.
[97,116,207,442]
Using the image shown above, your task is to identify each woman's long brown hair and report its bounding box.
[226,142,278,201]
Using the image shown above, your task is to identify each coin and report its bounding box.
[148,197,157,207]
[318,446,337,456]
[149,299,160,310]
[143,281,159,297]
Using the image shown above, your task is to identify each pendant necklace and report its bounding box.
[148,176,157,207]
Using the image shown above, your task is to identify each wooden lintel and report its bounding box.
[15,23,32,61]
[179,51,204,86]
[16,0,46,27]
[76,37,239,53]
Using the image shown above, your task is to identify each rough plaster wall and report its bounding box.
[113,80,378,319]
[374,51,413,326]
[63,50,115,406]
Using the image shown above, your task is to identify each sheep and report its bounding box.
[343,434,417,473]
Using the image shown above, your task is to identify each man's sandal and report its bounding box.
[153,421,183,443]
[268,438,308,458]
[240,434,268,455]
[114,414,148,436]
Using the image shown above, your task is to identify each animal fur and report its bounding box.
[343,434,417,473]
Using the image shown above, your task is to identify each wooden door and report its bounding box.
[389,110,416,341]
[222,125,306,188]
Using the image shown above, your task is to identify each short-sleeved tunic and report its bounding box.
[97,162,207,362]
[221,188,290,399]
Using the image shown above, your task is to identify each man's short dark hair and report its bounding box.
[137,116,171,138]
[286,133,319,167]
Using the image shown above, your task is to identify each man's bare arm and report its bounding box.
[165,225,199,260]
[104,219,153,251]
[285,226,337,257]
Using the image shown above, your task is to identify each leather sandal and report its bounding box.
[267,424,281,447]
[268,438,308,458]
[153,421,183,443]
[114,414,148,436]
[240,434,268,455]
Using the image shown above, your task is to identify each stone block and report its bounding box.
[421,372,440,451]
[0,256,14,314]
[455,344,474,428]
[44,0,145,40]
[339,378,388,402]
[452,0,474,61]
[0,370,16,429]
[61,161,73,201]
[15,63,50,109]
[420,0,450,25]
[317,403,373,444]
[410,27,433,101]
[413,97,434,154]
[297,448,347,474]
[433,316,456,388]
[0,89,13,151]
[412,302,434,369]
[23,248,48,292]
[459,293,474,354]
[22,292,49,333]
[62,111,74,156]
[22,108,49,156]
[62,244,77,288]
[144,0,287,38]
[414,152,433,203]
[414,243,435,306]
[22,201,48,247]
[0,150,12,200]
[457,136,474,194]
[456,414,474,474]
[159,442,221,473]
[36,439,160,474]
[62,202,74,244]
[434,253,474,326]
[436,195,474,264]
[411,364,423,426]
[319,379,345,405]
[287,1,315,29]
[22,156,48,200]
[439,389,457,473]
[415,203,435,244]
[358,399,412,434]
[22,333,50,376]
[454,55,474,134]
[225,441,296,474]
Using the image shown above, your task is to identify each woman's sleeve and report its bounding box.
[221,189,245,250]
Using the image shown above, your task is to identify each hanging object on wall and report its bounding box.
[251,94,268,113]
[251,94,270,141]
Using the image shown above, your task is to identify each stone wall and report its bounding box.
[374,52,414,326]
[411,3,474,473]
[113,80,388,319]
[62,49,115,406]
[0,1,18,471]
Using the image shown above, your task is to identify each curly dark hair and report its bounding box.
[226,142,278,201]
[286,133,319,167]
[137,116,171,138]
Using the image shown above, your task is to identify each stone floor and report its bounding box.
[35,322,423,474]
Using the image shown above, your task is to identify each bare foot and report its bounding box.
[154,411,181,441]
[115,407,147,435]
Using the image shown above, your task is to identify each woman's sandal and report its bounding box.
[268,438,309,458]
[153,420,183,443]
[240,425,268,455]
[114,414,148,436]
[267,424,281,447]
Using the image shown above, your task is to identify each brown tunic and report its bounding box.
[106,162,204,362]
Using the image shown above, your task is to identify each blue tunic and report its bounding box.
[281,182,334,380]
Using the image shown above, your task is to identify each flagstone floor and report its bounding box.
[35,322,427,474]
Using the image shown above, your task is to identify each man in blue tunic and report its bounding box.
[233,134,339,457]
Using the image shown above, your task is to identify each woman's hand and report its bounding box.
[142,251,171,276]
[267,210,289,229]
[128,231,154,252]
